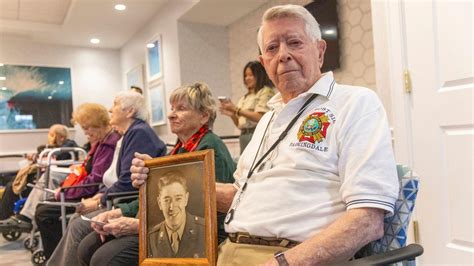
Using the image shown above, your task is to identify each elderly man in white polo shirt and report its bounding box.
[214,4,399,266]
[131,4,398,266]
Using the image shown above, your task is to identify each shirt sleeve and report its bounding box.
[118,199,139,217]
[338,91,399,216]
[197,134,236,184]
[254,87,275,113]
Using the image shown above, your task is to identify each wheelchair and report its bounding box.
[29,186,138,265]
[0,147,86,264]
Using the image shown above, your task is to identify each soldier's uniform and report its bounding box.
[148,213,205,258]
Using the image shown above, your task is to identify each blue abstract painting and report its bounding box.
[149,83,166,126]
[0,64,73,130]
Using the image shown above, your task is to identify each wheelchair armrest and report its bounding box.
[40,200,81,208]
[106,190,139,200]
[59,183,102,191]
[345,244,424,265]
[105,191,139,209]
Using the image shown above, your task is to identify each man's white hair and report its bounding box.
[115,90,148,121]
[257,4,321,52]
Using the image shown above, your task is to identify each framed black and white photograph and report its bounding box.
[139,150,217,265]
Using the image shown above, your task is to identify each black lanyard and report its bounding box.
[224,93,318,224]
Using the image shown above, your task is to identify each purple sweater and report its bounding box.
[64,131,121,200]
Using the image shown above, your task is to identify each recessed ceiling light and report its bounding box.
[58,81,64,85]
[1,87,7,91]
[90,38,100,44]
[115,4,126,11]
[0,77,6,81]
[146,43,155,48]
[0,63,4,66]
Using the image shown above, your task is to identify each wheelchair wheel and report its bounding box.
[2,230,21,241]
[32,249,46,265]
[23,236,39,251]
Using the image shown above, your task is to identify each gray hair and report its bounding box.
[257,4,321,52]
[169,82,216,129]
[115,90,148,121]
[50,124,68,138]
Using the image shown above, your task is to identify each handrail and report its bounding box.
[220,135,239,140]
[0,154,26,159]
[37,147,87,167]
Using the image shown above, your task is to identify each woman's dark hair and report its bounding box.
[243,61,274,92]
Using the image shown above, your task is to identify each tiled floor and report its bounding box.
[0,233,32,265]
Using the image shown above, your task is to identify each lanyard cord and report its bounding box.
[245,93,318,184]
[225,93,318,224]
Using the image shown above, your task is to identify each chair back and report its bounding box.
[370,164,420,254]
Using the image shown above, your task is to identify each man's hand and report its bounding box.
[216,183,237,213]
[260,257,279,266]
[102,217,139,238]
[130,152,152,188]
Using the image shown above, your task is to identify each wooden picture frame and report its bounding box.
[139,150,217,265]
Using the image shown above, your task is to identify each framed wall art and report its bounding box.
[126,64,145,90]
[145,35,163,82]
[148,82,166,126]
[139,150,217,265]
[0,64,73,130]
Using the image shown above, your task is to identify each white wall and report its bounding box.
[177,21,235,136]
[120,0,198,145]
[0,37,122,154]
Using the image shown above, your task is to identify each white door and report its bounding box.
[392,0,474,264]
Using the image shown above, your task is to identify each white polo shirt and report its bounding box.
[225,72,399,242]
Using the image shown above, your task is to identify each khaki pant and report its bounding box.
[217,238,289,266]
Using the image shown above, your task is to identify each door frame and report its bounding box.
[370,0,417,241]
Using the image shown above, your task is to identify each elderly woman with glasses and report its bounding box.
[75,82,235,266]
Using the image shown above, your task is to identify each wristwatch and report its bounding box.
[274,251,289,266]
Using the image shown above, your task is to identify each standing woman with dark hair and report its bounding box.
[219,61,275,153]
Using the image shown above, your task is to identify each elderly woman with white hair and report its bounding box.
[37,90,167,264]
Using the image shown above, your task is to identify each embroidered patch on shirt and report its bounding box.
[297,112,331,143]
[290,107,336,152]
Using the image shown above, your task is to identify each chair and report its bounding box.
[348,164,423,265]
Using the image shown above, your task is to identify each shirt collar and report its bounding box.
[165,220,186,242]
[267,71,335,111]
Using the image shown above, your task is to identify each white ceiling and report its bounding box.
[180,0,269,26]
[0,0,270,50]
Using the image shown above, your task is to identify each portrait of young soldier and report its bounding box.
[147,171,205,258]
